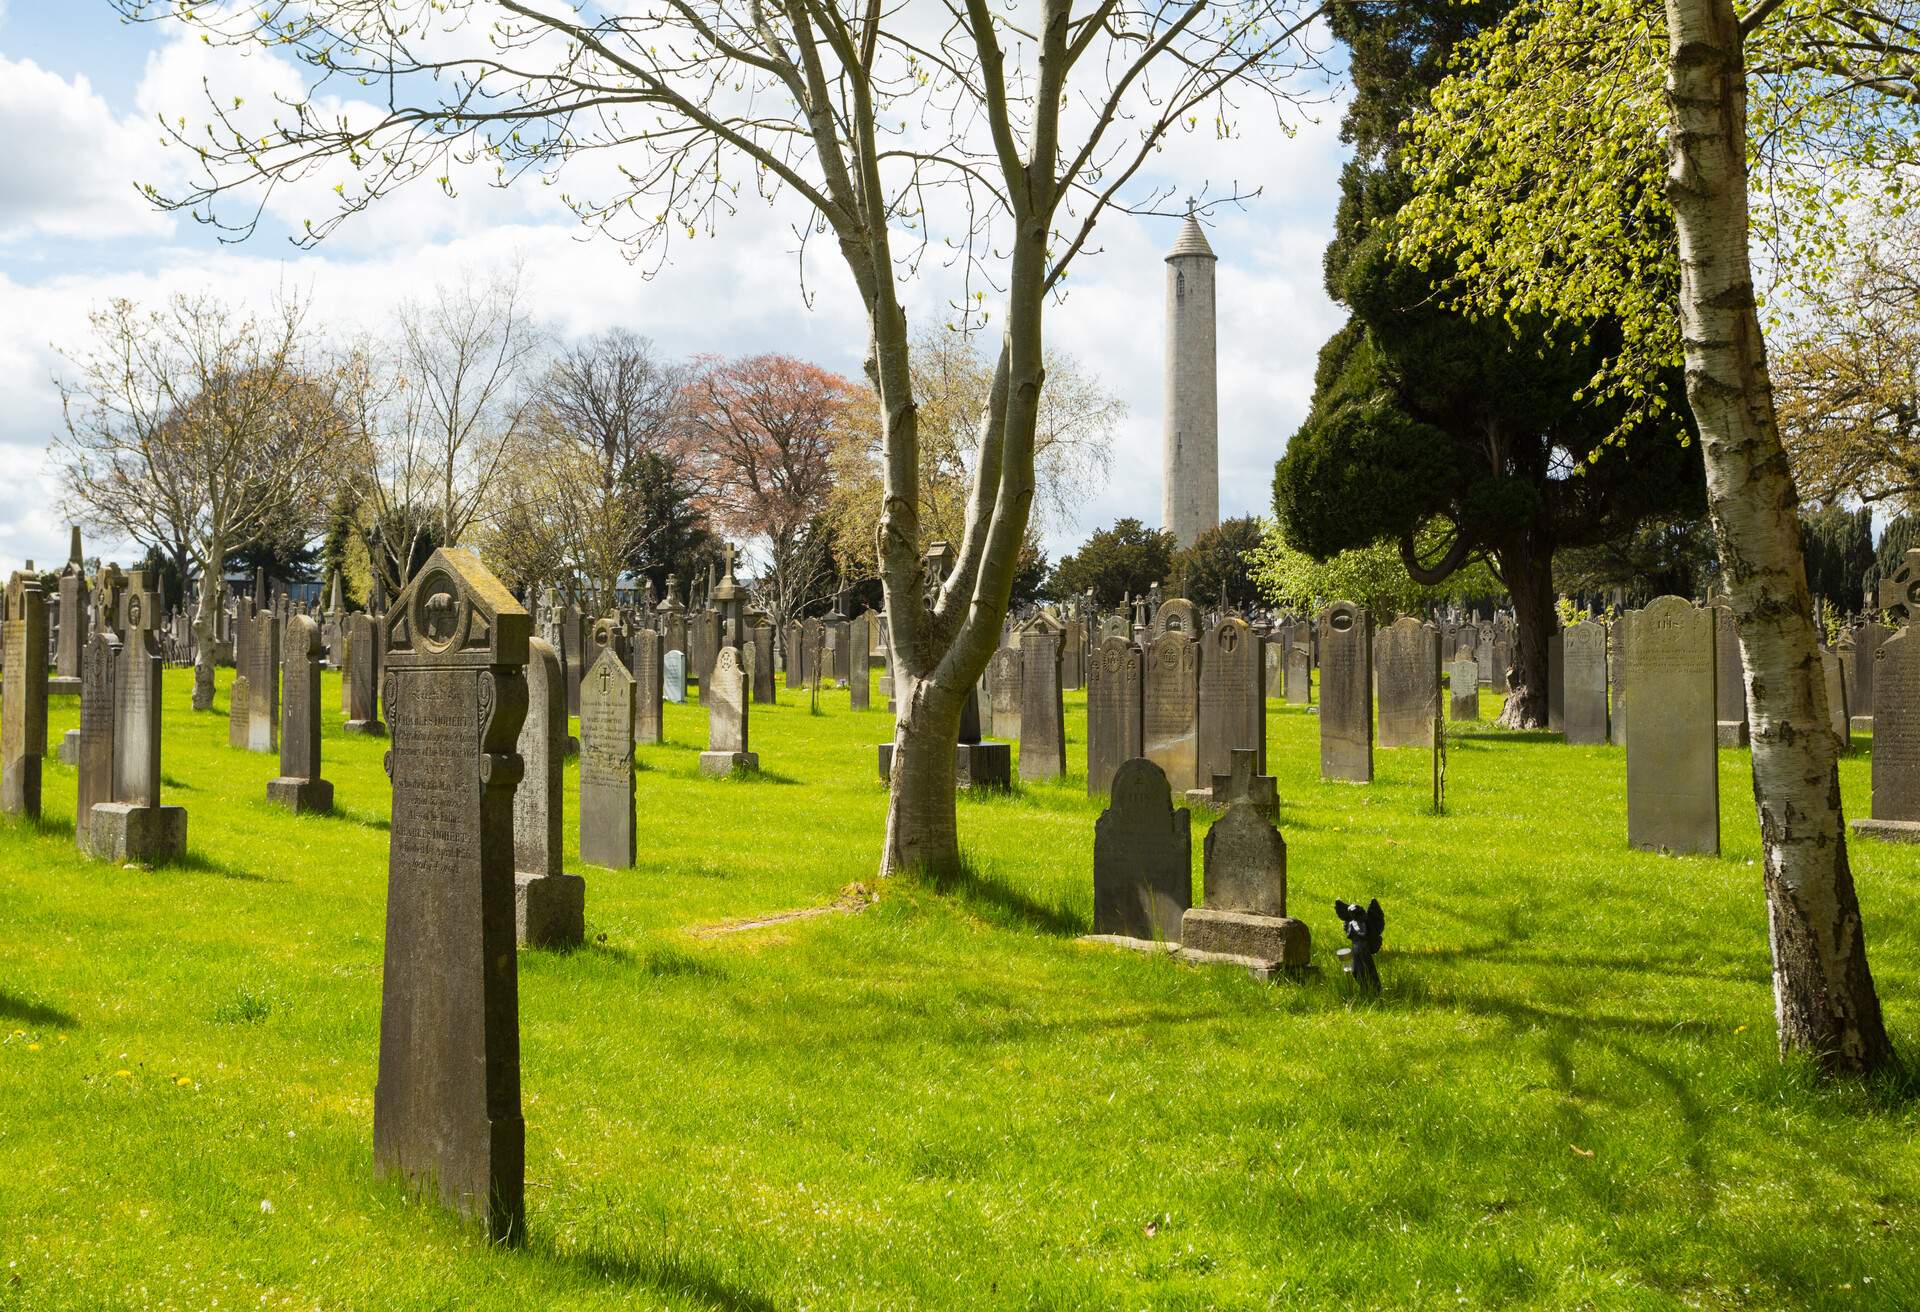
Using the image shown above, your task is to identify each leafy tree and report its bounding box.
[1250,521,1503,617]
[1277,0,1703,729]
[1044,519,1177,609]
[1172,517,1264,612]
[1553,516,1716,604]
[1798,506,1875,617]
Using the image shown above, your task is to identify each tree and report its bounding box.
[1249,521,1504,616]
[484,330,696,615]
[342,267,545,602]
[1395,0,1914,1073]
[685,354,854,633]
[125,0,1323,878]
[1172,517,1265,612]
[1553,515,1717,604]
[1043,518,1178,610]
[52,292,345,709]
[1277,0,1704,729]
[1798,505,1875,617]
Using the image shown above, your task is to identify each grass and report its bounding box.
[0,666,1916,1310]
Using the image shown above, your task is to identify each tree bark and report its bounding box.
[881,670,966,878]
[1494,526,1556,729]
[1664,0,1894,1074]
[191,567,219,712]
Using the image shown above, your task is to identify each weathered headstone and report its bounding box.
[343,612,386,735]
[1019,630,1065,781]
[752,624,777,706]
[74,630,118,851]
[1822,647,1850,754]
[1208,746,1278,819]
[1181,801,1309,968]
[1546,631,1565,734]
[1850,619,1890,729]
[1319,602,1373,783]
[266,614,333,814]
[1610,616,1629,748]
[1086,637,1144,797]
[1091,758,1192,942]
[700,646,759,775]
[246,609,281,754]
[847,614,871,710]
[1476,622,1495,688]
[1562,620,1610,746]
[1375,616,1438,750]
[513,637,586,946]
[54,540,85,689]
[630,626,664,745]
[1144,630,1201,793]
[1197,616,1265,785]
[1285,627,1312,706]
[1714,605,1749,747]
[784,621,803,690]
[1150,598,1199,640]
[1625,596,1719,855]
[90,572,186,863]
[691,609,720,705]
[374,547,528,1244]
[1448,650,1479,721]
[1852,627,1920,841]
[1,574,48,818]
[579,647,636,869]
[663,649,688,704]
[988,645,1023,741]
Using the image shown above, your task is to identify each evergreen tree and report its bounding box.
[1044,519,1177,608]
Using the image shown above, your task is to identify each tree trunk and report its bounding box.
[191,573,219,712]
[880,670,966,878]
[1494,528,1556,729]
[1664,0,1894,1074]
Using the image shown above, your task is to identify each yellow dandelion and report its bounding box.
[114,1069,132,1078]
[26,1043,41,1052]
[176,1076,193,1087]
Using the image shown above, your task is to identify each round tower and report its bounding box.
[1162,216,1219,549]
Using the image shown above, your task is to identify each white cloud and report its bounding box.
[0,56,176,243]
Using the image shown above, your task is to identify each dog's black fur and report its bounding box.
[1334,898,1385,992]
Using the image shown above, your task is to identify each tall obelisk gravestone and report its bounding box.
[2,573,48,818]
[1162,215,1219,549]
[375,548,529,1245]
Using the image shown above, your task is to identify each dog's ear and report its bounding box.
[1367,899,1385,935]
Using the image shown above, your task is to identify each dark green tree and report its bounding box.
[1274,0,1706,726]
[1870,516,1920,608]
[1799,506,1875,616]
[1173,517,1263,612]
[1044,518,1177,608]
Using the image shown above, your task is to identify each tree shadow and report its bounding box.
[922,857,1084,938]
[0,987,78,1028]
[171,851,277,883]
[538,1239,784,1312]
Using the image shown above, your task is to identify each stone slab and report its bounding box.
[1179,907,1310,968]
[1850,818,1920,844]
[87,802,187,865]
[266,777,334,815]
[515,872,586,948]
[699,750,759,777]
[1716,720,1750,748]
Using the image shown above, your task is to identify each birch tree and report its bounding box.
[1396,0,1915,1074]
[120,0,1327,876]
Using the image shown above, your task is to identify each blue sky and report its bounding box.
[0,3,1351,572]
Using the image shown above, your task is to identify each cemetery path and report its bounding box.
[686,883,876,938]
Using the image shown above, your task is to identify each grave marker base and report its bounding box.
[1849,818,1920,844]
[874,742,1012,790]
[266,777,334,815]
[515,872,586,948]
[1179,907,1311,969]
[47,676,81,696]
[87,802,186,864]
[1717,720,1750,748]
[342,718,387,737]
[699,750,759,777]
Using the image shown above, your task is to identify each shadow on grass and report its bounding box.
[920,856,1083,938]
[544,1240,782,1312]
[172,850,277,883]
[0,987,78,1028]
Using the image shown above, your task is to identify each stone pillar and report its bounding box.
[267,614,333,814]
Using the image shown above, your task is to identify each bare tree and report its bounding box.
[123,0,1328,877]
[52,292,345,709]
[349,266,545,601]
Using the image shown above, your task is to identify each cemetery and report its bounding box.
[2,0,1918,1306]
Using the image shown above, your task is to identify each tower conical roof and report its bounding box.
[1166,216,1217,261]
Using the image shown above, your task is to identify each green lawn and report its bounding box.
[1,668,1915,1310]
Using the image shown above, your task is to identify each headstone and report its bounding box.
[1086,637,1144,797]
[374,547,528,1244]
[1546,631,1565,733]
[988,645,1023,741]
[343,613,386,734]
[1319,602,1373,782]
[1019,630,1065,781]
[1061,618,1086,692]
[1714,605,1749,747]
[74,630,119,851]
[690,609,720,705]
[1263,637,1283,700]
[663,649,688,704]
[752,624,777,706]
[266,614,333,814]
[1143,630,1201,793]
[89,571,187,863]
[1609,616,1629,747]
[1091,758,1192,942]
[699,646,759,775]
[1850,619,1891,725]
[1197,616,1265,783]
[1180,801,1309,968]
[630,627,664,745]
[1375,617,1438,750]
[1562,620,1610,746]
[1285,628,1312,706]
[1,574,48,818]
[54,546,85,686]
[514,637,585,946]
[246,609,281,754]
[1852,627,1920,841]
[1149,598,1198,640]
[847,614,870,710]
[1476,623,1495,688]
[784,621,803,690]
[228,673,252,749]
[1822,647,1850,754]
[1448,650,1479,721]
[578,647,637,869]
[1624,596,1719,855]
[1208,747,1277,819]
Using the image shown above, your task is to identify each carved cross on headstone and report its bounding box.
[120,571,160,638]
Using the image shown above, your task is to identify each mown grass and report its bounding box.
[0,666,1915,1310]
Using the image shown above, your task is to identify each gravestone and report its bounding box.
[343,613,386,735]
[1476,623,1495,688]
[847,614,871,710]
[54,545,84,690]
[1375,617,1438,750]
[74,631,118,852]
[246,609,281,754]
[752,624,777,706]
[1150,598,1199,640]
[1062,618,1086,692]
[988,645,1023,741]
[90,572,186,863]
[229,672,252,749]
[1091,758,1192,942]
[1625,596,1719,855]
[1285,628,1312,705]
[1852,626,1920,841]
[1610,617,1629,748]
[663,649,688,704]
[1208,746,1278,818]
[266,614,333,814]
[1263,638,1283,701]
[1850,619,1890,729]
[1019,630,1066,781]
[1448,651,1479,721]
[1,574,48,818]
[630,627,664,746]
[1181,801,1309,968]
[1822,647,1850,754]
[1086,637,1144,797]
[1562,620,1610,746]
[374,547,528,1245]
[1319,602,1374,783]
[700,646,759,775]
[1143,630,1201,793]
[691,609,719,705]
[1197,616,1265,785]
[513,637,585,946]
[1714,606,1749,747]
[579,647,637,869]
[784,621,803,690]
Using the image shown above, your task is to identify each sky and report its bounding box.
[0,3,1351,574]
